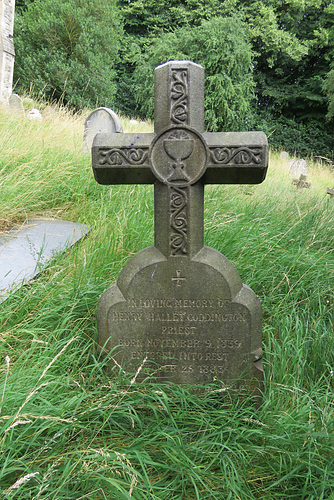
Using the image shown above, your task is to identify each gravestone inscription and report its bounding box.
[92,61,269,392]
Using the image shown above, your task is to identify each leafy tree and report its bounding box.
[321,3,334,121]
[14,0,122,109]
[114,0,243,118]
[120,17,255,132]
[13,0,334,156]
[324,70,334,120]
[116,0,334,154]
[243,0,334,124]
[118,0,226,36]
[15,0,35,13]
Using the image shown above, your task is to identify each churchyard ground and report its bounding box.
[0,101,333,499]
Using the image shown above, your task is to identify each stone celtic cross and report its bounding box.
[92,60,268,392]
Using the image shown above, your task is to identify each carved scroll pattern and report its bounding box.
[170,69,188,125]
[209,147,263,165]
[98,148,149,166]
[170,186,188,255]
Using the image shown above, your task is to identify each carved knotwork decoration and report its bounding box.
[98,148,149,166]
[170,69,188,125]
[210,147,263,165]
[170,186,187,255]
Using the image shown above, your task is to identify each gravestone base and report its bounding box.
[97,245,263,393]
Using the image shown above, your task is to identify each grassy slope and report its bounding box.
[0,103,333,499]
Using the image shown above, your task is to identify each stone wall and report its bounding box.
[0,0,15,103]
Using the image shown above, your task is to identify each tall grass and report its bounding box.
[0,101,333,499]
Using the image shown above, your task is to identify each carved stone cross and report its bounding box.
[326,187,334,197]
[92,60,268,392]
[292,174,311,189]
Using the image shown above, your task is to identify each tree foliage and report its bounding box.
[14,0,122,109]
[132,17,255,131]
[244,0,334,123]
[116,0,334,157]
[13,0,334,157]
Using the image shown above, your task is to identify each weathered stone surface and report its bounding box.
[326,187,334,197]
[27,108,42,120]
[9,93,24,115]
[97,246,262,389]
[92,61,268,392]
[84,107,122,153]
[280,151,289,162]
[0,0,15,104]
[0,218,90,303]
[289,158,308,178]
[292,173,311,189]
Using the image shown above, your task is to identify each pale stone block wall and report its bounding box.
[0,0,16,103]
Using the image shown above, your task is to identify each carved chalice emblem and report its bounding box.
[163,130,194,183]
[149,125,208,186]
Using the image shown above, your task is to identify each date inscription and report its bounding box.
[108,294,252,383]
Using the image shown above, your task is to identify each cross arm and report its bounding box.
[92,130,269,186]
[202,131,269,184]
[92,132,156,185]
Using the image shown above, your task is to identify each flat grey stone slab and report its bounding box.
[0,219,90,302]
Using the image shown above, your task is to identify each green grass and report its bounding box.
[0,101,333,499]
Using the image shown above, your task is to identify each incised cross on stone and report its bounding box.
[92,60,269,261]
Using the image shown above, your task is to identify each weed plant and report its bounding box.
[0,102,333,499]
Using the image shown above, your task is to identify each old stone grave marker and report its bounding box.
[84,107,123,153]
[27,108,42,120]
[9,92,24,115]
[289,158,308,178]
[326,187,334,197]
[292,173,311,189]
[280,151,289,161]
[0,218,90,303]
[92,61,269,393]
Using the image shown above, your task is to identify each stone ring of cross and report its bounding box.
[149,125,208,187]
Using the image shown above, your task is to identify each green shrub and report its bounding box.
[130,16,255,131]
[256,112,334,160]
[14,0,122,110]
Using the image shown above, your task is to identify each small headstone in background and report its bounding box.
[129,119,139,125]
[280,151,289,161]
[289,158,308,178]
[292,173,311,189]
[326,187,334,197]
[83,107,123,153]
[27,108,42,120]
[0,219,90,303]
[9,93,24,115]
